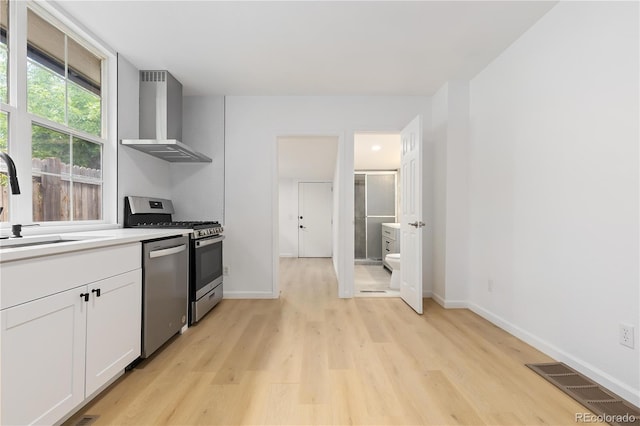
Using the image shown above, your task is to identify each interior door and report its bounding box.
[298,182,333,257]
[400,116,424,314]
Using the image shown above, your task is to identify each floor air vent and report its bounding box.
[527,362,640,426]
[72,415,99,426]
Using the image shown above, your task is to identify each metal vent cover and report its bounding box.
[72,415,99,426]
[527,362,640,426]
[140,70,166,82]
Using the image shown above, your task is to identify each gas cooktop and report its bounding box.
[131,221,220,229]
[123,196,223,238]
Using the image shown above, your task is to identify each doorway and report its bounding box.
[353,133,401,297]
[277,136,338,259]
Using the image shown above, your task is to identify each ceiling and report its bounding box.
[55,1,556,96]
[354,133,401,171]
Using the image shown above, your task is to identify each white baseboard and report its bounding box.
[431,292,446,307]
[279,253,296,258]
[467,302,640,407]
[422,290,433,298]
[223,291,277,299]
[430,293,466,309]
[443,299,467,309]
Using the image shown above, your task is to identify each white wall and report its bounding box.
[332,146,342,275]
[431,81,470,307]
[117,55,171,224]
[171,96,225,222]
[467,1,639,404]
[432,84,448,302]
[224,96,431,298]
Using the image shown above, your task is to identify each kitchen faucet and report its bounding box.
[0,152,22,239]
[0,151,21,194]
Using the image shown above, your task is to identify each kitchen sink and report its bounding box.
[0,235,87,249]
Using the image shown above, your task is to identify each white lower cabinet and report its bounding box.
[0,243,142,426]
[85,269,142,396]
[1,287,86,426]
[381,223,400,269]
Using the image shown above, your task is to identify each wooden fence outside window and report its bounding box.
[0,157,101,222]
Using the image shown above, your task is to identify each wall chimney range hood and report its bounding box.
[121,70,212,163]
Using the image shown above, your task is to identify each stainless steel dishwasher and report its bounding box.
[142,235,189,358]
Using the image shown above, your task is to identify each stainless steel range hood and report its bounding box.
[121,70,212,163]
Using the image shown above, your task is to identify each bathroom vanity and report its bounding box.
[381,223,401,270]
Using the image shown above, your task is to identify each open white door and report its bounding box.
[298,182,333,257]
[400,116,424,314]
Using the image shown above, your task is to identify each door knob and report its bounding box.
[408,221,426,228]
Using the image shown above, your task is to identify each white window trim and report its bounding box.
[0,0,117,234]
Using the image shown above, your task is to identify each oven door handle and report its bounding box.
[149,244,187,259]
[195,235,225,248]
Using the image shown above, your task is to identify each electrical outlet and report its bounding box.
[620,324,635,348]
[223,266,229,276]
[488,279,494,293]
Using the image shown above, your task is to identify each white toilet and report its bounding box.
[385,253,401,290]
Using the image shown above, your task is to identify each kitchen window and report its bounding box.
[1,0,10,223]
[0,0,116,226]
[0,111,7,222]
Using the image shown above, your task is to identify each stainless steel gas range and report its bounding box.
[124,196,224,326]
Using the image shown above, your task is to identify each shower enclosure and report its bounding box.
[354,171,397,262]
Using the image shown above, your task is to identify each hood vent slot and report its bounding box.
[121,70,212,163]
[141,70,166,82]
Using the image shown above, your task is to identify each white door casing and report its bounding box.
[298,182,333,257]
[400,115,424,314]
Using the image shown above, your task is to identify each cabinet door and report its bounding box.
[85,269,142,396]
[382,236,393,258]
[1,287,86,426]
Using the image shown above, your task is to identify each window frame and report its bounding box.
[0,0,117,230]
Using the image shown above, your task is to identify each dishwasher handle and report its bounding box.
[149,244,187,259]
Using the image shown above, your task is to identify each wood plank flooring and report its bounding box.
[66,258,585,425]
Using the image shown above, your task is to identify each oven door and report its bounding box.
[192,235,224,301]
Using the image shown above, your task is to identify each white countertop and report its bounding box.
[0,228,192,263]
[382,222,401,229]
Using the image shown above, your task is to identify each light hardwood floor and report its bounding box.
[66,258,584,425]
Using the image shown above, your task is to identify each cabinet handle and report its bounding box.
[91,288,101,297]
[80,293,89,302]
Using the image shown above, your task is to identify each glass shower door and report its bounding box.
[354,172,397,261]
